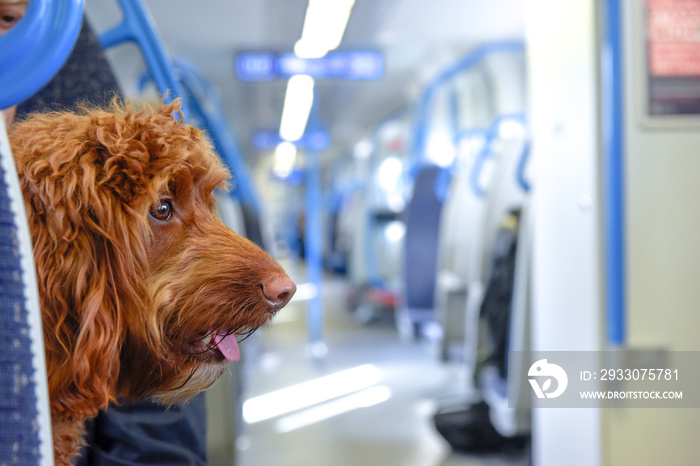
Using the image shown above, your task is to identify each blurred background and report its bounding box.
[4,0,700,465]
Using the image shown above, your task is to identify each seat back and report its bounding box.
[16,21,121,118]
[0,117,53,466]
[402,165,444,320]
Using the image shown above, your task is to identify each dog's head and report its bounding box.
[10,100,295,415]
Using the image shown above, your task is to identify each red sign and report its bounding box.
[647,0,700,76]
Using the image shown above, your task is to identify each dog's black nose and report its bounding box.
[261,274,296,311]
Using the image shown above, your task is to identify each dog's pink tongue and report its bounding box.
[212,332,240,362]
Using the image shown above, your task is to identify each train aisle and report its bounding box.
[234,269,530,466]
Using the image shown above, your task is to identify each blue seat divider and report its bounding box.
[99,0,189,119]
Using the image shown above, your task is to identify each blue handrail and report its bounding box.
[516,139,532,193]
[0,0,84,109]
[469,128,498,197]
[603,0,626,345]
[468,113,527,196]
[173,60,262,215]
[411,41,525,170]
[99,0,189,119]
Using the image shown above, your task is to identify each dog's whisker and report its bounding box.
[236,330,255,343]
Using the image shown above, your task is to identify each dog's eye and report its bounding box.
[150,201,173,221]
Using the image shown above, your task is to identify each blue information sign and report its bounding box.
[236,50,384,82]
[235,52,277,82]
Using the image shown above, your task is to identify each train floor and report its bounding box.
[233,272,530,466]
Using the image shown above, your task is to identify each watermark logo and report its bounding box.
[528,359,568,399]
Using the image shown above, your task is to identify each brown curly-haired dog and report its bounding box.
[9,100,295,465]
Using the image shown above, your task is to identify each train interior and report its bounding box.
[2,0,700,465]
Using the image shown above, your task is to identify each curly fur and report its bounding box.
[9,100,294,465]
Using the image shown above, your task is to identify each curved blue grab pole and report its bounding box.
[173,60,262,215]
[0,0,84,109]
[411,41,525,171]
[99,0,189,119]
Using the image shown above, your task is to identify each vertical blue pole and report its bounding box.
[603,0,626,345]
[305,90,326,358]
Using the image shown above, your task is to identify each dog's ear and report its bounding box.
[9,109,156,415]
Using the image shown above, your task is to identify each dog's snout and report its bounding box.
[261,274,296,311]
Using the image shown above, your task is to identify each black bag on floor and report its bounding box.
[433,401,527,453]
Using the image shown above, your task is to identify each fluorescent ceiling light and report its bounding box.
[294,0,356,59]
[242,364,382,423]
[275,385,391,433]
[279,74,315,142]
[273,141,297,177]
